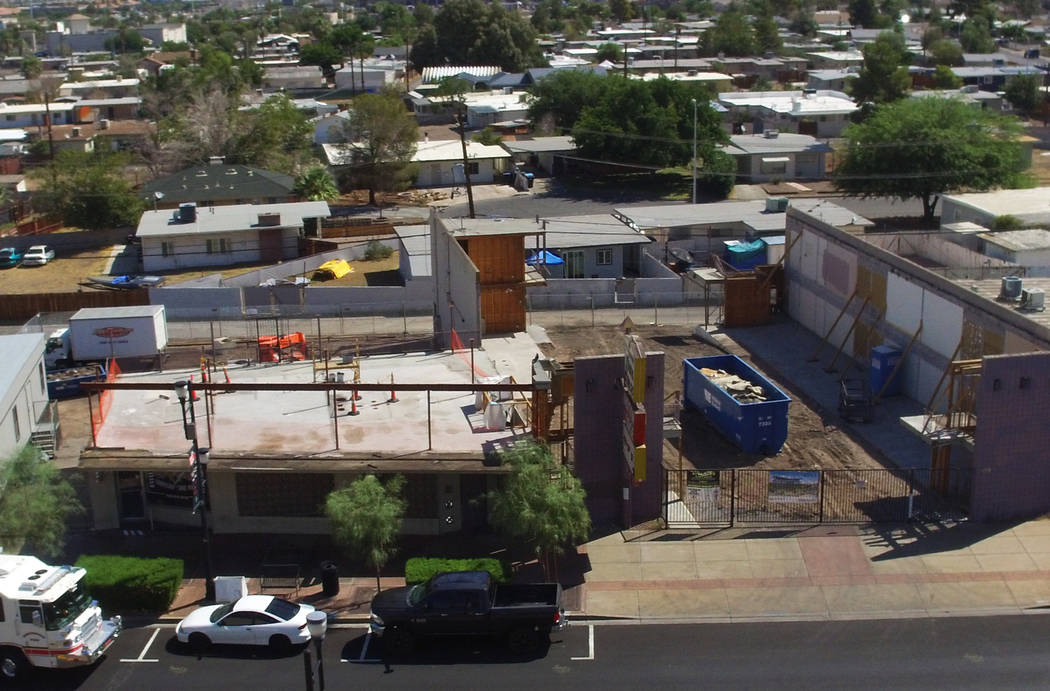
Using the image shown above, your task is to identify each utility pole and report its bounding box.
[691,98,697,205]
[456,108,475,218]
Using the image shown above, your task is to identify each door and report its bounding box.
[564,250,584,279]
[418,591,469,635]
[460,475,489,533]
[117,471,145,525]
[16,601,47,652]
[213,611,256,645]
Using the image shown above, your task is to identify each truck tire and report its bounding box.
[507,627,542,655]
[0,648,28,681]
[384,627,415,657]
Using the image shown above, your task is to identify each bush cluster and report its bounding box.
[75,555,184,614]
[404,557,508,584]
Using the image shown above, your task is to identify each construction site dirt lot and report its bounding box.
[538,324,891,474]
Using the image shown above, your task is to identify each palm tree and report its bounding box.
[293,165,339,202]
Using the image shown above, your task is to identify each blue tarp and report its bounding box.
[526,250,564,266]
[724,240,767,271]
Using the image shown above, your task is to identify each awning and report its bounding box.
[761,156,790,163]
[526,249,564,266]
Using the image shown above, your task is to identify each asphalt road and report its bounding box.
[21,615,1050,690]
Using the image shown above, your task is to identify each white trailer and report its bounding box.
[0,555,122,680]
[45,305,168,368]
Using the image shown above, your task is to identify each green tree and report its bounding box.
[834,97,1029,221]
[752,3,782,53]
[849,33,911,104]
[1004,73,1041,114]
[299,41,342,78]
[293,165,339,201]
[472,127,503,146]
[410,0,546,72]
[0,446,81,558]
[931,64,963,88]
[338,92,419,206]
[233,94,313,174]
[959,18,995,53]
[325,475,406,593]
[702,5,756,57]
[609,0,635,22]
[928,38,963,66]
[33,151,145,230]
[20,55,41,79]
[595,42,624,63]
[848,0,878,28]
[487,440,590,578]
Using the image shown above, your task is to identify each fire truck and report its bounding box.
[0,555,122,680]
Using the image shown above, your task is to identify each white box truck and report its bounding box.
[44,305,168,369]
[0,555,122,680]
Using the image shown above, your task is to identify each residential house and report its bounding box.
[47,119,153,154]
[717,90,858,138]
[139,23,187,47]
[722,131,832,182]
[807,50,865,70]
[322,138,512,187]
[806,68,858,92]
[502,136,576,175]
[0,333,51,460]
[261,66,326,91]
[950,65,1043,91]
[940,188,1050,228]
[312,110,350,145]
[525,214,652,280]
[135,201,330,272]
[0,101,77,129]
[140,162,297,209]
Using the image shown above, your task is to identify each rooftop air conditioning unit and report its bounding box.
[1021,287,1045,311]
[98,118,109,130]
[763,129,779,138]
[257,213,281,226]
[765,197,789,213]
[1000,275,1023,300]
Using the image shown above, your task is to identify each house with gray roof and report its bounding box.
[721,131,832,182]
[140,162,296,209]
[135,201,330,272]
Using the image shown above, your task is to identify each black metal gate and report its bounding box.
[664,467,970,528]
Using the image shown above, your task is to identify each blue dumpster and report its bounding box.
[683,355,791,455]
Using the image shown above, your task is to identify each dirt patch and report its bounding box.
[0,247,116,293]
[540,324,889,474]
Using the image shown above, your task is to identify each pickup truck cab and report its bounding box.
[370,571,565,656]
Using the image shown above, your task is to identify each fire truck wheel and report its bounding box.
[0,648,27,680]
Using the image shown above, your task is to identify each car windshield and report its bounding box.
[264,598,300,621]
[43,581,93,631]
[209,604,234,623]
[0,249,12,257]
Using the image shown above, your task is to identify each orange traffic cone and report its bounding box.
[349,395,359,416]
[189,374,199,401]
[388,374,398,403]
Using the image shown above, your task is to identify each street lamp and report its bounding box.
[691,97,698,205]
[304,610,328,691]
[174,379,215,602]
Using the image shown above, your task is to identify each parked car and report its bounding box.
[370,570,566,656]
[175,595,320,653]
[22,245,55,266]
[0,247,22,267]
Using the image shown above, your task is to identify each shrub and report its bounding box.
[404,557,508,584]
[75,555,183,614]
[993,214,1025,231]
[364,240,393,261]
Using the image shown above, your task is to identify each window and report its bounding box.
[39,363,46,393]
[19,603,39,625]
[206,239,230,254]
[236,472,333,517]
[161,242,173,257]
[403,475,438,519]
[467,162,479,176]
[219,612,255,627]
[596,248,613,266]
[4,115,13,122]
[12,406,19,442]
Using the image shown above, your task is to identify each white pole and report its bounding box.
[691,98,697,205]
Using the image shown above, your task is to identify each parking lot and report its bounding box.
[15,622,597,690]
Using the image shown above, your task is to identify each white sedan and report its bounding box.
[21,245,55,266]
[175,595,320,652]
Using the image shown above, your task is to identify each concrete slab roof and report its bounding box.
[978,228,1050,251]
[527,214,651,250]
[441,216,544,238]
[92,335,542,459]
[717,89,858,116]
[502,136,576,153]
[615,199,871,232]
[953,276,1050,332]
[136,201,330,239]
[724,133,833,155]
[942,187,1050,224]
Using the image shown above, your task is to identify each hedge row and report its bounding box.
[404,557,508,585]
[75,555,184,614]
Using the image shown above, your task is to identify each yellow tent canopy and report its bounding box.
[313,259,353,280]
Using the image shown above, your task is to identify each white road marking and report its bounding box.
[570,624,595,661]
[340,630,381,663]
[120,627,160,663]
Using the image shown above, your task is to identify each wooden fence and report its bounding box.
[0,289,149,322]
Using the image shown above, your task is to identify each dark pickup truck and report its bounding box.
[369,571,566,655]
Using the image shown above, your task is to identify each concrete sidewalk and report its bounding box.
[579,518,1050,622]
[158,518,1050,625]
